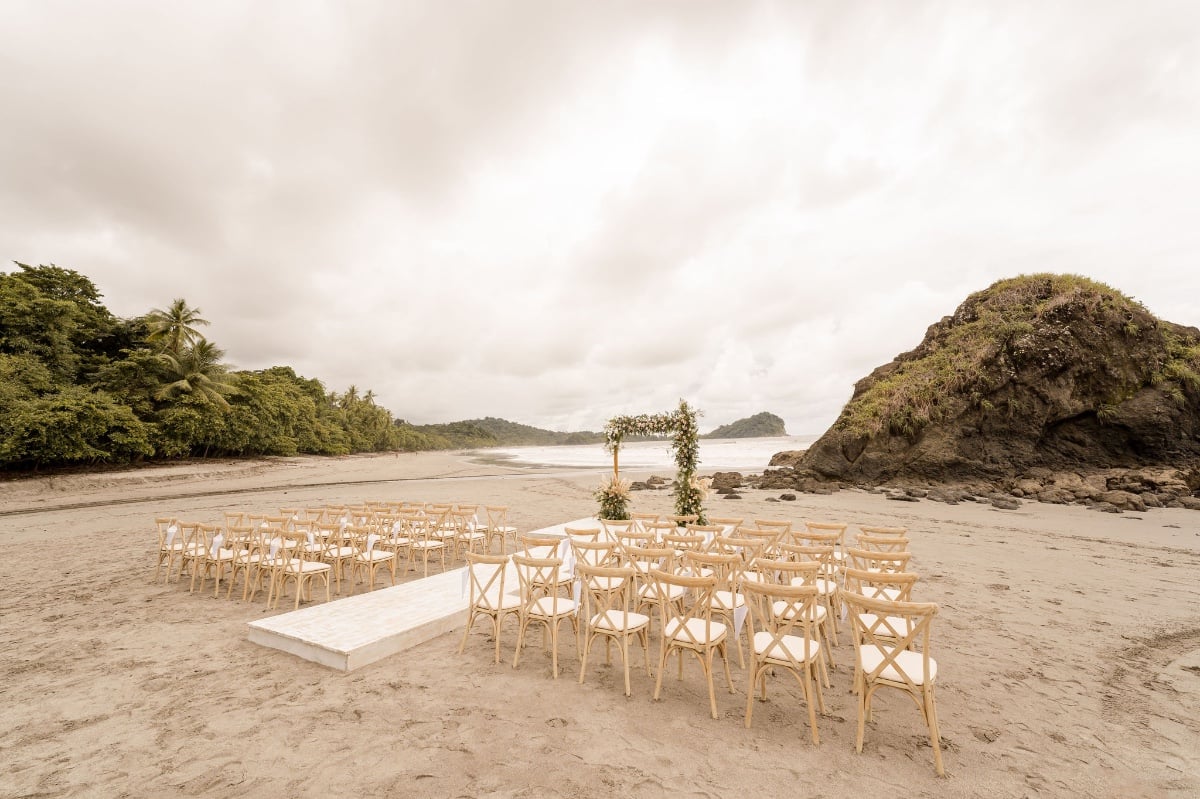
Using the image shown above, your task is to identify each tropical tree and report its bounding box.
[155,339,237,408]
[145,298,209,357]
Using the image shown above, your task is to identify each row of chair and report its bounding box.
[152,502,522,607]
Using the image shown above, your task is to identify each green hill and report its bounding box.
[403,416,605,449]
[705,412,787,439]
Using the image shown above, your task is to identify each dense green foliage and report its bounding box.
[704,411,786,439]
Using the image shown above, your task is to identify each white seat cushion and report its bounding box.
[478,589,521,611]
[711,590,745,611]
[591,610,650,632]
[771,600,827,624]
[752,631,820,662]
[664,617,727,643]
[530,597,578,617]
[859,644,936,684]
[639,583,687,602]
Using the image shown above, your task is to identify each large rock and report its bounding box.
[793,275,1200,483]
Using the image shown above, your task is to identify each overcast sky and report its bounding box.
[3,1,1198,434]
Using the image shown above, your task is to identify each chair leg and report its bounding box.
[926,686,945,776]
[802,668,820,745]
[705,650,719,719]
[744,664,757,728]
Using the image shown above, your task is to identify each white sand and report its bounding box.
[2,451,1198,797]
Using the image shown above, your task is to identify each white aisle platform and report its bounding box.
[246,517,599,671]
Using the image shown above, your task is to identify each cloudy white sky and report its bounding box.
[2,1,1198,434]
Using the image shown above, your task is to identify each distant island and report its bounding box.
[703,412,786,439]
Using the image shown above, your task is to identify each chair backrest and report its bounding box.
[520,534,562,559]
[856,533,911,553]
[511,553,568,610]
[741,579,821,666]
[753,518,793,535]
[683,550,739,587]
[668,514,699,527]
[736,526,784,555]
[841,591,938,691]
[599,519,632,538]
[846,547,912,573]
[629,513,659,532]
[792,528,840,550]
[663,532,707,554]
[565,526,602,543]
[572,538,617,568]
[711,534,765,563]
[843,566,920,602]
[621,544,675,577]
[752,557,820,587]
[648,568,719,643]
[642,520,677,541]
[858,525,908,537]
[464,551,510,607]
[615,529,655,551]
[685,523,723,542]
[575,563,636,626]
[777,543,836,576]
[485,505,510,529]
[707,517,744,531]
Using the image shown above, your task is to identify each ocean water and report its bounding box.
[482,435,818,472]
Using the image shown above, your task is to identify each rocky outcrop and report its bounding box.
[796,275,1200,489]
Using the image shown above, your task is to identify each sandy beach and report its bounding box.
[2,450,1198,798]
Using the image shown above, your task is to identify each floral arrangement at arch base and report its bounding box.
[601,399,706,524]
[594,475,632,521]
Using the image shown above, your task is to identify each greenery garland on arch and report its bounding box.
[598,399,706,523]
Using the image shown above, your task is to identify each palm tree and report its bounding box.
[155,340,237,408]
[146,298,209,357]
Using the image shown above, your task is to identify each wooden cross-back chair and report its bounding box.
[841,591,945,776]
[649,568,735,719]
[347,525,395,593]
[683,550,748,669]
[759,557,834,682]
[778,543,841,642]
[741,579,825,743]
[273,530,333,610]
[408,512,447,578]
[622,545,682,620]
[483,506,518,553]
[576,563,651,696]
[511,554,579,678]
[459,552,521,664]
[154,517,182,583]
